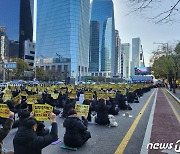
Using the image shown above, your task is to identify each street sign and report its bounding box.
[4,62,17,69]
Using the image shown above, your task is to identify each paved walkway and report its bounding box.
[149,88,180,154]
[174,88,180,99]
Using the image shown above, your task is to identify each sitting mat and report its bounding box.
[60,144,77,151]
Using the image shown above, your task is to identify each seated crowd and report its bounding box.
[0,84,153,153]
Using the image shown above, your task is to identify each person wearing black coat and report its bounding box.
[63,109,91,148]
[108,98,119,115]
[0,112,14,154]
[95,99,111,125]
[13,114,58,154]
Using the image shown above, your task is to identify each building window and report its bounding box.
[81,66,84,72]
[57,65,62,72]
[51,65,56,71]
[85,67,87,72]
[46,66,50,71]
[29,62,33,66]
[64,65,68,72]
[25,55,34,60]
[30,51,35,54]
[95,73,98,76]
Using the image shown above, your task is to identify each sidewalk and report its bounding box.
[148,88,180,154]
[167,88,180,103]
[174,88,180,99]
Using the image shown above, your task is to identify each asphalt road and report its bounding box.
[3,88,157,154]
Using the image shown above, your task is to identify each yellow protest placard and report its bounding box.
[33,104,53,121]
[75,104,89,118]
[0,104,10,118]
[69,93,76,99]
[26,95,36,104]
[12,95,21,106]
[20,91,28,97]
[33,94,42,100]
[51,93,59,99]
[3,94,12,102]
[108,92,116,98]
[84,92,93,100]
[60,89,66,94]
[97,93,108,100]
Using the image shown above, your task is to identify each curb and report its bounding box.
[166,89,180,104]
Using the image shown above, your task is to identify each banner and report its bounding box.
[75,104,89,118]
[33,104,53,121]
[0,104,10,118]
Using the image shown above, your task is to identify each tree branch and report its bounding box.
[127,0,180,24]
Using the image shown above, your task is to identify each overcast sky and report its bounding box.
[91,0,180,66]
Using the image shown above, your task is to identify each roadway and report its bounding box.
[3,88,180,154]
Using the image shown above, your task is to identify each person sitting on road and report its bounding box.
[63,109,91,148]
[62,99,75,118]
[116,91,132,110]
[108,98,119,115]
[0,111,14,154]
[95,99,111,125]
[13,113,58,154]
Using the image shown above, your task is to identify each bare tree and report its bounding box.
[126,0,180,24]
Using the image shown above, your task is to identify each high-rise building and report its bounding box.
[0,26,8,60]
[89,21,100,72]
[131,37,141,76]
[121,43,130,79]
[19,0,34,59]
[0,0,20,41]
[90,0,115,76]
[8,40,19,58]
[36,0,90,80]
[0,0,34,60]
[114,30,121,76]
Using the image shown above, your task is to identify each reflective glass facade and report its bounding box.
[90,0,115,73]
[0,0,20,40]
[36,0,90,78]
[89,21,100,72]
[132,37,141,68]
[121,43,130,79]
[19,0,34,59]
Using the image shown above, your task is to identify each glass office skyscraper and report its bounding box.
[0,0,20,41]
[36,0,90,79]
[89,0,115,74]
[0,0,34,59]
[131,37,141,76]
[19,0,34,59]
